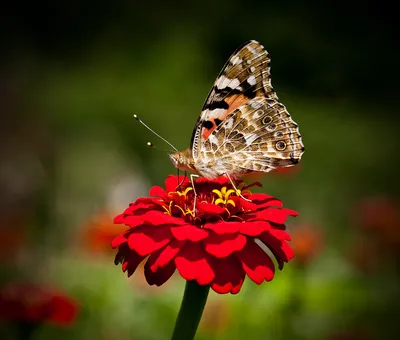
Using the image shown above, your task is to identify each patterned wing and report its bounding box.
[191,40,277,160]
[196,97,305,177]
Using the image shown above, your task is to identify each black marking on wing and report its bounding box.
[241,79,257,99]
[212,86,242,96]
[202,120,214,130]
[203,99,229,111]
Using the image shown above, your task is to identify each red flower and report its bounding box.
[112,176,297,294]
[352,196,400,248]
[0,282,78,326]
[82,211,126,254]
[291,224,324,265]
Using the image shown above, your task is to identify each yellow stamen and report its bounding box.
[212,189,223,200]
[213,187,238,206]
[175,186,193,198]
[161,205,171,215]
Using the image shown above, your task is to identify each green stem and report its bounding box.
[171,280,210,340]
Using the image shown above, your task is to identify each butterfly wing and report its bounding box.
[191,40,277,161]
[206,97,304,177]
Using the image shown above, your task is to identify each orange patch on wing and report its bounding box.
[201,94,250,141]
[226,94,249,114]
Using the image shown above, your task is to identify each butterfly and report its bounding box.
[169,40,304,179]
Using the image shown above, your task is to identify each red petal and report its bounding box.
[170,225,208,242]
[175,242,215,285]
[269,228,292,241]
[123,210,185,228]
[208,256,245,294]
[239,221,271,236]
[204,233,247,258]
[145,257,176,286]
[149,186,167,197]
[145,211,187,226]
[248,193,274,202]
[204,221,242,234]
[258,231,294,265]
[253,208,297,224]
[116,247,146,276]
[113,214,125,224]
[127,226,172,256]
[216,177,230,185]
[120,215,145,227]
[125,198,161,214]
[240,196,284,211]
[196,202,226,215]
[150,239,185,271]
[165,175,189,192]
[111,234,128,248]
[236,240,275,284]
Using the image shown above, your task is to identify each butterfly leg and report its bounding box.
[176,170,188,190]
[225,173,252,202]
[190,174,200,214]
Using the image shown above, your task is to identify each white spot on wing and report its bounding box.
[250,66,256,72]
[216,75,240,90]
[206,108,226,119]
[247,45,257,55]
[208,134,218,146]
[250,101,263,109]
[248,75,256,86]
[224,118,234,129]
[244,133,259,146]
[231,55,242,65]
[252,111,261,119]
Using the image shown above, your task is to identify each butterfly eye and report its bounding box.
[275,141,286,151]
[262,115,272,125]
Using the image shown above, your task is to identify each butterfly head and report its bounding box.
[169,148,197,173]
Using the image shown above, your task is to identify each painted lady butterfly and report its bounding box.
[169,40,304,179]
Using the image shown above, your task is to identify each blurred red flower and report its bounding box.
[349,237,381,274]
[291,224,324,265]
[352,196,400,249]
[112,175,297,294]
[82,211,125,254]
[329,329,372,340]
[0,282,78,326]
[0,214,29,264]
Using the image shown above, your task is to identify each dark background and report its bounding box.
[1,1,399,339]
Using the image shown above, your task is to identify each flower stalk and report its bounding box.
[171,280,210,340]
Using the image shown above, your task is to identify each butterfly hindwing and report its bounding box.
[196,97,304,177]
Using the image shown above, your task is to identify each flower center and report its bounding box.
[162,182,252,225]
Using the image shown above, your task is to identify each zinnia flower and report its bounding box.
[112,175,297,294]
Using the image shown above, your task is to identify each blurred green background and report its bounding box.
[1,1,399,339]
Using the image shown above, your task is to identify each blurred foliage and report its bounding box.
[0,1,399,339]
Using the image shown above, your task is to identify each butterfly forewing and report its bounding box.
[191,40,277,158]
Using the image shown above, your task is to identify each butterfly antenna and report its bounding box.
[133,114,178,152]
